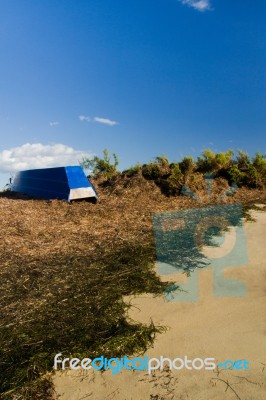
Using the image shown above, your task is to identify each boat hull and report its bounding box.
[11,166,98,202]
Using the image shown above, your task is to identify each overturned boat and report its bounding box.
[11,166,98,202]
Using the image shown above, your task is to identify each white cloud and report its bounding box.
[79,115,91,122]
[78,115,119,126]
[94,117,119,126]
[49,121,59,126]
[0,143,91,173]
[179,0,211,12]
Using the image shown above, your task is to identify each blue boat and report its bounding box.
[11,166,98,202]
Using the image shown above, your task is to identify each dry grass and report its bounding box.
[0,174,265,399]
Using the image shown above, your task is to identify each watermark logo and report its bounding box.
[153,175,248,301]
[217,359,250,371]
[53,353,250,375]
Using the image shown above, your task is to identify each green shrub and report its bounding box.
[166,164,183,195]
[142,163,162,180]
[246,164,259,187]
[141,157,184,196]
[154,155,169,167]
[197,149,234,174]
[228,151,266,188]
[179,156,195,180]
[236,150,251,170]
[252,153,266,187]
[197,149,216,172]
[80,149,119,181]
[228,164,246,186]
[122,163,142,177]
[142,156,170,180]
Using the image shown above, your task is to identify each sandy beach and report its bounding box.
[53,208,266,400]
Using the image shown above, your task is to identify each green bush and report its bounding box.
[236,150,251,170]
[81,149,265,191]
[197,149,234,174]
[228,151,266,188]
[252,153,266,187]
[80,149,119,181]
[141,157,184,196]
[166,164,183,195]
[179,156,195,179]
[142,163,162,180]
[228,164,246,186]
[246,164,259,187]
[122,163,142,177]
[154,155,169,167]
[142,156,170,181]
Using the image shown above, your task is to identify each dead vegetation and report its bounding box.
[0,173,265,399]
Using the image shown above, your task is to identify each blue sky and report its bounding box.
[0,0,265,187]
